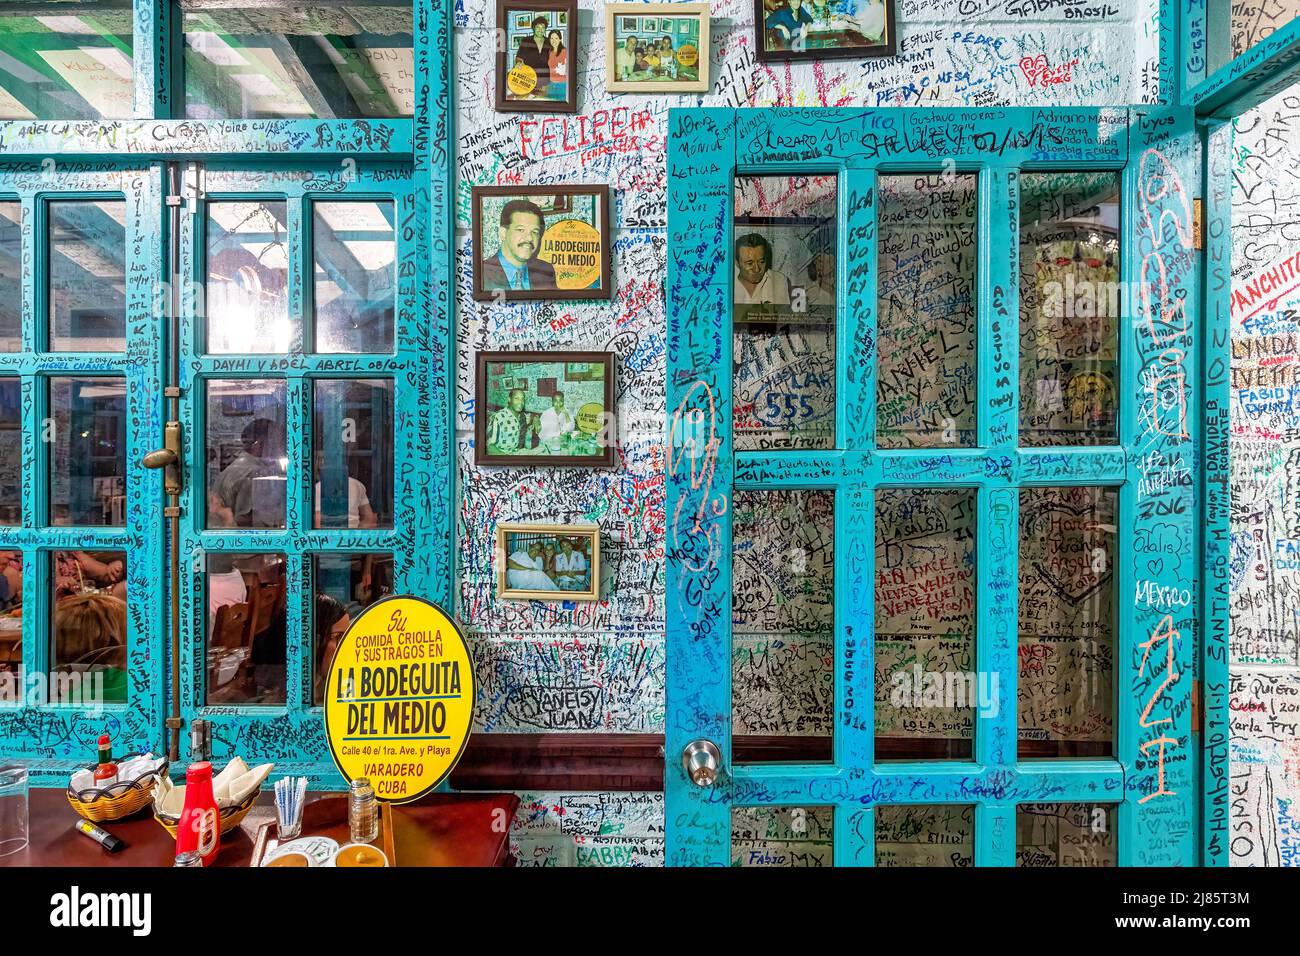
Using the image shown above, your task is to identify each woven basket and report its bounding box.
[154,787,259,838]
[66,754,167,823]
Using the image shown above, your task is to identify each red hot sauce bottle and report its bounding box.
[175,761,221,867]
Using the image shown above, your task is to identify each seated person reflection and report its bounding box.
[480,200,556,292]
[54,592,128,704]
[734,233,791,306]
[0,551,21,610]
[55,551,126,600]
[209,417,285,528]
[313,452,378,529]
[506,542,558,591]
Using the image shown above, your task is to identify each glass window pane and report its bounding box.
[875,805,975,867]
[206,201,290,354]
[1018,486,1116,757]
[877,174,977,448]
[313,379,393,529]
[733,174,837,451]
[0,6,133,120]
[314,201,396,353]
[183,3,414,119]
[733,489,834,763]
[875,488,976,760]
[0,379,18,524]
[50,378,126,527]
[1019,172,1120,446]
[0,551,21,682]
[52,551,128,705]
[731,806,833,867]
[49,201,126,352]
[1208,0,1300,73]
[311,553,391,705]
[0,202,20,351]
[206,380,288,529]
[1017,803,1116,866]
[206,553,286,705]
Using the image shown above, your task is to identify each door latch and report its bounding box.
[143,420,183,496]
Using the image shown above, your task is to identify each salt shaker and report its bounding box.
[348,778,379,845]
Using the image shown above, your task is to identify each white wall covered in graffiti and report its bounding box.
[450,0,1295,866]
[1228,81,1300,868]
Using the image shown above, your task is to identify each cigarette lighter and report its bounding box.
[74,818,126,853]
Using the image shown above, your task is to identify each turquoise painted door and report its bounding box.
[666,106,1205,866]
[0,164,168,781]
[175,161,443,782]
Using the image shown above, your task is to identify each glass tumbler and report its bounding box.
[0,765,29,858]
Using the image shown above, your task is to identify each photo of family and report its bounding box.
[496,1,577,112]
[756,0,895,61]
[497,523,600,601]
[476,351,615,466]
[605,3,710,93]
[471,185,611,301]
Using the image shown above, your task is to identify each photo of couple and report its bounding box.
[497,523,600,601]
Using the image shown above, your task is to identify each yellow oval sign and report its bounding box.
[507,62,538,96]
[576,401,604,434]
[324,595,475,804]
[677,44,698,68]
[539,218,603,289]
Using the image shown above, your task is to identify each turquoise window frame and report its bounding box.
[1180,0,1300,116]
[0,0,454,783]
[666,106,1204,866]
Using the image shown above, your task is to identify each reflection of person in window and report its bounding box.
[313,452,377,529]
[488,388,535,455]
[0,551,21,610]
[209,417,284,528]
[55,551,126,600]
[538,391,575,448]
[480,200,557,291]
[506,542,558,591]
[734,233,791,305]
[765,0,815,48]
[512,16,552,94]
[54,592,128,704]
[313,593,351,706]
[554,538,588,590]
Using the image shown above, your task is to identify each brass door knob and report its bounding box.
[142,448,177,469]
[681,739,722,788]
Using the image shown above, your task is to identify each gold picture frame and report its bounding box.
[604,2,710,94]
[496,522,601,602]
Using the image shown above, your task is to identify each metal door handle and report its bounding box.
[681,738,722,788]
[142,420,184,496]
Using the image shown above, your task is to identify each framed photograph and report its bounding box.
[471,185,612,302]
[496,0,578,113]
[476,350,615,466]
[755,0,896,63]
[606,3,710,93]
[496,522,601,602]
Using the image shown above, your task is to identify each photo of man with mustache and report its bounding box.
[480,198,558,291]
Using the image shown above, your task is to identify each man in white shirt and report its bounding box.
[507,542,558,591]
[538,391,575,448]
[734,233,791,305]
[615,35,638,78]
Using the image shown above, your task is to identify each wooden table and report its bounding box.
[0,788,518,867]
